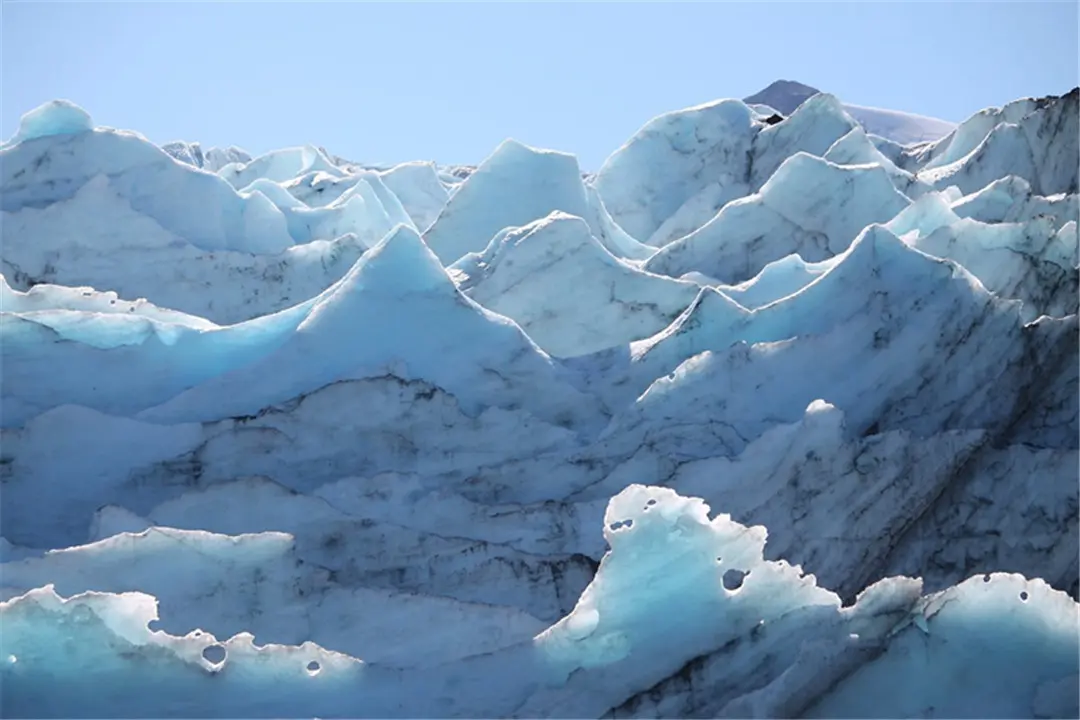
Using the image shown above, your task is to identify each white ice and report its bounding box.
[2,85,1077,719]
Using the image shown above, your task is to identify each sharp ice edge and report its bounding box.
[1,87,1077,718]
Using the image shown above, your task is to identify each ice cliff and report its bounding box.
[1,86,1077,718]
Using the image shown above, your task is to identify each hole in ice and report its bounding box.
[306,660,321,676]
[723,569,748,591]
[647,499,657,506]
[1020,591,1029,602]
[149,620,163,631]
[202,644,226,666]
[608,519,634,531]
[983,574,992,583]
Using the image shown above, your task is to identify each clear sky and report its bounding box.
[3,2,1077,169]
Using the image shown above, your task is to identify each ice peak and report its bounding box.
[6,100,94,146]
[491,137,575,161]
[343,224,451,296]
[841,223,925,273]
[424,135,590,264]
[760,151,891,198]
[786,222,936,307]
[886,191,962,238]
[511,211,594,245]
[631,285,748,359]
[792,92,849,120]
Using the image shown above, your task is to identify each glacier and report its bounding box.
[1,84,1077,719]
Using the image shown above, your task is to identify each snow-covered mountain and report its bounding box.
[1,86,1077,719]
[744,79,958,145]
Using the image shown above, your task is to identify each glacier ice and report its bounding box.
[1,85,1077,719]
[1,111,296,255]
[377,160,450,232]
[0,526,548,665]
[450,211,699,357]
[218,145,343,189]
[590,94,866,251]
[909,96,1046,171]
[643,153,911,283]
[163,140,253,172]
[823,126,930,198]
[748,93,863,188]
[239,170,418,247]
[592,99,760,246]
[2,224,600,431]
[3,99,94,146]
[4,486,1075,719]
[906,89,1079,197]
[950,175,1078,229]
[423,139,593,265]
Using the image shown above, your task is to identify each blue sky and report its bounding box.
[3,2,1077,169]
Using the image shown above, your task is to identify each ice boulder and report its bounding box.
[4,100,93,146]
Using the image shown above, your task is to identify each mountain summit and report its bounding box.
[743,79,822,115]
[744,79,956,144]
